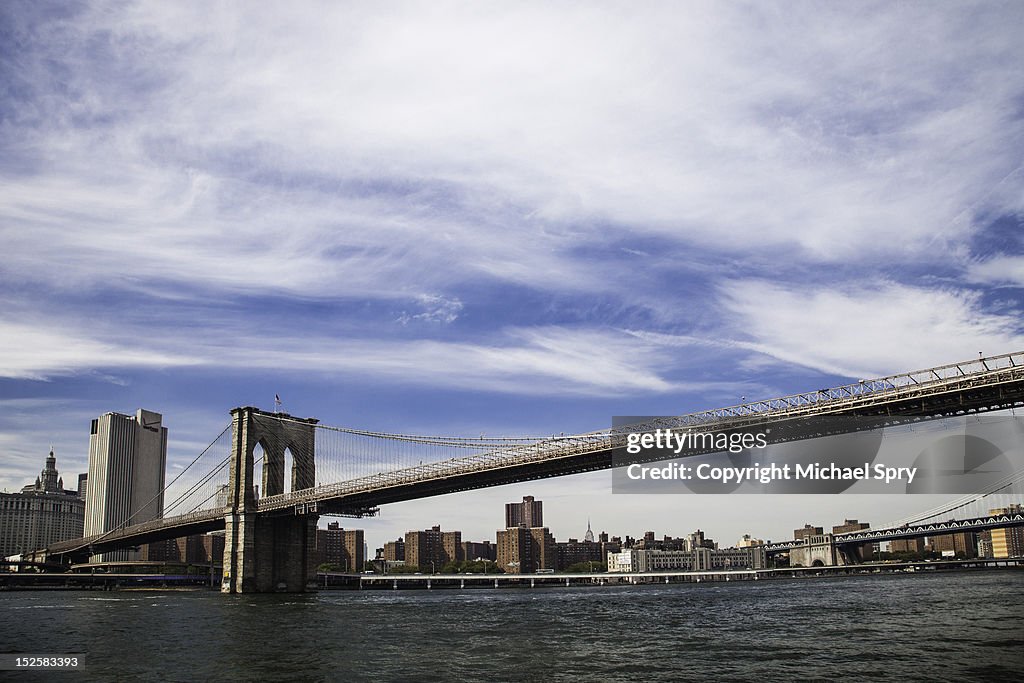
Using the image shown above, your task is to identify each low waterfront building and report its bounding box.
[607,549,642,573]
[607,545,766,573]
[710,546,767,569]
[631,529,716,552]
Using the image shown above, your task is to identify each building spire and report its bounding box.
[40,446,60,493]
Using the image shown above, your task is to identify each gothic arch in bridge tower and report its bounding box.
[222,406,320,593]
[242,418,316,499]
[252,441,264,500]
[282,447,295,494]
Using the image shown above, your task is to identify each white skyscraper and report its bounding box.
[84,409,167,562]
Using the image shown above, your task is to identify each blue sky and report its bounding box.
[2,1,1023,552]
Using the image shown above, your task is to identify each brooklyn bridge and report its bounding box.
[33,350,1024,592]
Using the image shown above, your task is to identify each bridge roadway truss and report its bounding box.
[41,351,1024,590]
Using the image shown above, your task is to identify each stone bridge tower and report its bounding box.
[222,407,319,593]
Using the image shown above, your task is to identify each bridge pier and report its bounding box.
[789,533,848,568]
[837,543,865,565]
[222,407,320,593]
[223,512,318,593]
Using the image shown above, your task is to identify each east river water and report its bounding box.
[2,570,1022,682]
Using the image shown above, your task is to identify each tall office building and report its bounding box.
[84,409,168,562]
[505,495,543,528]
[0,448,84,558]
[988,505,1024,558]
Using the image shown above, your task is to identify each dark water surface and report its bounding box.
[2,570,1023,682]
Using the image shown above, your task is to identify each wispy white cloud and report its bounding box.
[719,279,1024,378]
[0,314,685,395]
[216,324,684,395]
[0,319,196,380]
[397,294,464,325]
[966,255,1024,288]
[2,2,1022,305]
